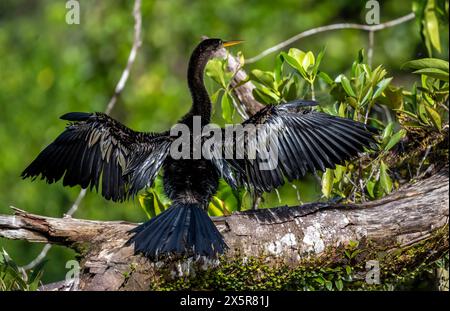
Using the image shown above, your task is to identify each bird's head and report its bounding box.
[194,38,243,59]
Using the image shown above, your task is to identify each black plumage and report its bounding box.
[22,38,377,259]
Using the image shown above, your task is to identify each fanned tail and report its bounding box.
[127,202,227,258]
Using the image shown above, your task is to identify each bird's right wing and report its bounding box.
[211,100,378,193]
[21,112,172,201]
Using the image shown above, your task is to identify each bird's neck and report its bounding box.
[187,50,212,122]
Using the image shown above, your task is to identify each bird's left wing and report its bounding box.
[211,100,378,193]
[21,112,172,201]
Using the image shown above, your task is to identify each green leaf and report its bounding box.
[250,69,275,87]
[377,85,404,110]
[209,196,227,216]
[257,84,280,101]
[360,86,374,106]
[379,161,393,194]
[372,77,393,99]
[339,75,356,97]
[366,180,376,198]
[345,265,352,275]
[288,48,306,64]
[274,54,283,84]
[424,0,442,53]
[382,122,394,142]
[334,164,346,181]
[321,168,334,198]
[138,187,167,220]
[425,105,442,129]
[205,59,226,87]
[282,50,308,78]
[302,51,315,73]
[357,48,365,64]
[221,93,234,122]
[338,103,346,118]
[318,71,333,85]
[325,280,333,291]
[335,279,344,291]
[313,47,326,77]
[402,58,449,72]
[215,179,239,212]
[348,240,359,249]
[413,68,449,81]
[395,108,420,120]
[385,129,406,151]
[210,89,223,104]
[315,277,325,285]
[252,88,274,105]
[418,102,430,124]
[237,51,245,68]
[139,193,155,219]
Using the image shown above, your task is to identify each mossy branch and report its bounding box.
[0,168,447,290]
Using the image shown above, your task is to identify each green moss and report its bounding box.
[146,226,448,291]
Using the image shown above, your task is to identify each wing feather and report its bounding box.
[22,112,171,201]
[213,100,377,193]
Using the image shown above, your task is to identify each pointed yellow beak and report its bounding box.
[223,40,244,48]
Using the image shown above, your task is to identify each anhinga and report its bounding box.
[22,38,377,258]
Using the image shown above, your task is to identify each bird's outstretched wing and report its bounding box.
[212,100,378,193]
[21,112,171,201]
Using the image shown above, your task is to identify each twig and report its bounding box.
[20,0,142,271]
[245,13,415,64]
[416,145,432,178]
[105,0,142,114]
[227,58,250,119]
[368,30,375,67]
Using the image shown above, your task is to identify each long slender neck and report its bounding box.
[187,48,212,121]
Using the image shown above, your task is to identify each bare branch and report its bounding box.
[105,0,142,114]
[216,49,265,116]
[368,30,375,67]
[246,13,415,64]
[21,0,143,270]
[1,169,448,290]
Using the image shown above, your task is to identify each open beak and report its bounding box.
[223,40,244,48]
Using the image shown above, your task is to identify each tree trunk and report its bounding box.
[0,168,448,290]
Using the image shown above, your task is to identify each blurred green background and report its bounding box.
[0,0,447,283]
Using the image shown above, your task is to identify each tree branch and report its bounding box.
[104,0,142,114]
[245,13,415,63]
[213,43,265,116]
[1,168,447,290]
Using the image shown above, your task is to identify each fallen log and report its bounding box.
[0,168,448,290]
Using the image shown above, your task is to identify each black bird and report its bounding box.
[22,38,377,258]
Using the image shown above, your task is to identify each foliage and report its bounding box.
[138,1,449,225]
[0,0,448,285]
[204,48,449,205]
[413,0,449,56]
[149,228,449,291]
[139,49,448,222]
[0,249,45,291]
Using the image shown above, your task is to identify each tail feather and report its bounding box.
[128,202,227,258]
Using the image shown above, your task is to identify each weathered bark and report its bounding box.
[217,45,265,116]
[0,168,448,290]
